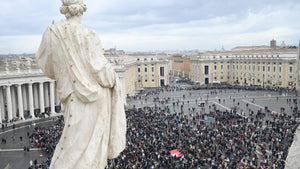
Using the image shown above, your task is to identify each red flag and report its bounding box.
[170,149,182,158]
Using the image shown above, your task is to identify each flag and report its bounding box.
[170,149,182,158]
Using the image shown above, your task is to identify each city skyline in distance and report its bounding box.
[0,0,300,54]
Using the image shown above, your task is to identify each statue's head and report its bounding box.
[60,0,87,19]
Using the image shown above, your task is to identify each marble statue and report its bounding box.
[286,41,300,168]
[285,126,300,169]
[36,0,126,168]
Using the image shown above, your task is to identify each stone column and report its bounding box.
[55,82,60,105]
[33,84,39,109]
[0,87,5,121]
[0,102,1,123]
[44,82,49,108]
[117,72,126,105]
[50,81,55,113]
[28,83,35,118]
[5,85,13,121]
[39,82,45,113]
[17,84,24,120]
[11,86,17,118]
[0,87,2,122]
[296,40,300,94]
[22,85,28,111]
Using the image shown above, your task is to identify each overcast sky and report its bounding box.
[0,0,300,54]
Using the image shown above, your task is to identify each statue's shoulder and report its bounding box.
[45,22,64,33]
[80,25,98,36]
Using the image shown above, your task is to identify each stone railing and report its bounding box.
[0,69,44,79]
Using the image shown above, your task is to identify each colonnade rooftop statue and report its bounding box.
[36,0,126,168]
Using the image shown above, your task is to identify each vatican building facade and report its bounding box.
[190,40,299,89]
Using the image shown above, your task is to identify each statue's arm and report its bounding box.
[87,32,116,88]
[36,27,56,79]
[92,60,116,88]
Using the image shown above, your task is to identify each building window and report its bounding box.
[279,67,282,73]
[214,65,217,70]
[138,67,140,73]
[204,65,209,75]
[263,66,265,71]
[152,67,154,72]
[221,65,223,69]
[273,67,276,72]
[160,67,165,76]
[145,67,147,72]
[268,66,270,72]
[289,66,293,73]
[227,65,230,69]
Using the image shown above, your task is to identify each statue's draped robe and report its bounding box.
[36,21,126,169]
[285,126,300,169]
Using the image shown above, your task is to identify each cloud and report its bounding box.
[0,0,299,53]
[0,35,42,54]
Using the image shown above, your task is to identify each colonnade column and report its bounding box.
[0,87,2,122]
[49,81,55,114]
[11,86,16,118]
[28,83,35,118]
[55,82,60,112]
[0,87,4,122]
[22,85,27,111]
[39,82,45,113]
[44,83,49,108]
[0,100,1,122]
[17,84,24,120]
[33,84,39,109]
[5,85,13,121]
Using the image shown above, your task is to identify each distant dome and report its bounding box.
[280,41,286,48]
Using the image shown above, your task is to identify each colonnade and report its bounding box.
[0,81,60,123]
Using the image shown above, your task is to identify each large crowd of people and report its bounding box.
[28,107,298,168]
[105,106,298,169]
[28,116,64,169]
[26,85,299,169]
